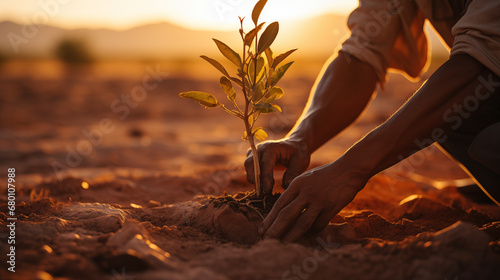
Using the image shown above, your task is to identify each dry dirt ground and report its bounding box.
[0,60,499,280]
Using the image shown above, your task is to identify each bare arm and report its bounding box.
[245,51,378,193]
[287,51,378,152]
[346,54,491,177]
[260,54,498,241]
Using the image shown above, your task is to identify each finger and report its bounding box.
[310,209,338,233]
[263,197,308,239]
[283,207,322,242]
[282,156,309,189]
[259,149,278,194]
[259,188,299,235]
[244,154,255,184]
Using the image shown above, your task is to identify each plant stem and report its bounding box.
[241,33,262,198]
[251,22,262,198]
[246,123,261,197]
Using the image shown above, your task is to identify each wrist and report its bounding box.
[336,130,391,182]
[317,159,369,194]
[283,135,312,157]
[286,131,314,155]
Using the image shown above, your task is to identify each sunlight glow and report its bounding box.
[42,245,53,254]
[0,0,357,30]
[81,182,89,189]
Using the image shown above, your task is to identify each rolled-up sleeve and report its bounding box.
[341,0,428,84]
[451,0,500,78]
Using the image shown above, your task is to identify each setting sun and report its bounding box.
[0,0,357,30]
[1,0,498,279]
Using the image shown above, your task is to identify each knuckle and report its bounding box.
[301,189,316,200]
[273,198,287,209]
[244,157,253,168]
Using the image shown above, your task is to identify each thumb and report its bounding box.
[259,150,277,195]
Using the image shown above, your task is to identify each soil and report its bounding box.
[1,61,499,280]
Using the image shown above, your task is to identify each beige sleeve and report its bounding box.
[451,0,500,78]
[341,0,428,84]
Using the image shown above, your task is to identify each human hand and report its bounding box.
[258,161,367,242]
[244,139,311,195]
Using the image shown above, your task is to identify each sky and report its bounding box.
[0,0,357,30]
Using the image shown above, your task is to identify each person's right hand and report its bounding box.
[244,139,311,195]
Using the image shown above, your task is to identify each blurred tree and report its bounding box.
[54,38,94,64]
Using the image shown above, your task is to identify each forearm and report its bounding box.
[286,52,378,153]
[341,54,496,179]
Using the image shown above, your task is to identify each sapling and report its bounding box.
[180,0,296,198]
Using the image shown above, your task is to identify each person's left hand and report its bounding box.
[258,161,368,242]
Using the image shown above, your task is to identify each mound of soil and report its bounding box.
[1,64,500,279]
[138,192,357,245]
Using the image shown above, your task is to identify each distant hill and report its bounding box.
[0,14,448,61]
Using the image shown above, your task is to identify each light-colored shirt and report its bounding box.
[341,0,500,84]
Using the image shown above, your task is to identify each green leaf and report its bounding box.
[248,59,255,80]
[272,49,297,69]
[256,56,265,77]
[252,0,268,26]
[255,102,282,114]
[257,22,279,54]
[244,77,252,97]
[179,91,218,108]
[244,22,265,46]
[251,83,264,103]
[243,127,267,141]
[249,56,265,83]
[271,61,293,86]
[248,112,258,126]
[230,77,244,88]
[200,55,230,77]
[266,87,284,102]
[264,48,273,67]
[213,39,241,67]
[253,127,268,141]
[220,76,236,101]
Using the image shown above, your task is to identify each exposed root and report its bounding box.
[210,191,281,219]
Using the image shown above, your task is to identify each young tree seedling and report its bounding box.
[180,0,296,198]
